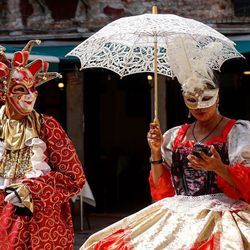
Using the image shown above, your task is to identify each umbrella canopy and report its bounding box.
[67,10,243,122]
[67,13,242,78]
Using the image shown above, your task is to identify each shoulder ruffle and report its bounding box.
[161,125,182,167]
[227,120,250,166]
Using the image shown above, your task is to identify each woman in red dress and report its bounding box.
[81,53,250,249]
[0,40,85,249]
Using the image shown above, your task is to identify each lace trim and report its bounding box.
[159,193,248,212]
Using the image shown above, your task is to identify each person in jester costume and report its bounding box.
[0,40,85,249]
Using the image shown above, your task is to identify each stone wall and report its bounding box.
[1,0,250,36]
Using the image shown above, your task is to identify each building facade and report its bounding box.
[1,0,250,213]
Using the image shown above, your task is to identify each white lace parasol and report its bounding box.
[67,11,243,122]
[67,13,242,78]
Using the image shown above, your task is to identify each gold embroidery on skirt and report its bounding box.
[0,146,33,178]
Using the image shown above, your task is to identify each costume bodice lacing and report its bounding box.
[171,119,236,196]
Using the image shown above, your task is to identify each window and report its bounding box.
[234,0,250,17]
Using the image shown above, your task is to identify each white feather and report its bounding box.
[167,36,221,93]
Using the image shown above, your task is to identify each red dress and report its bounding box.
[149,119,250,203]
[0,115,85,250]
[81,119,250,250]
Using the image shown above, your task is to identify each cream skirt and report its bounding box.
[81,194,250,250]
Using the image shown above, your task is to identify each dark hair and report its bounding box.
[204,71,220,90]
[212,71,220,88]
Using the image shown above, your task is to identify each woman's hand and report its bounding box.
[187,145,225,173]
[147,123,163,158]
[147,123,164,185]
[187,145,237,187]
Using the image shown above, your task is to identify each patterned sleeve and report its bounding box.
[148,126,180,201]
[21,115,86,209]
[217,120,250,203]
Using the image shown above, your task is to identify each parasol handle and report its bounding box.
[153,38,159,125]
[152,5,158,14]
[152,6,159,125]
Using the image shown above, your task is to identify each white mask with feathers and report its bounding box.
[168,36,221,109]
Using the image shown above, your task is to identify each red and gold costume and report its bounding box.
[0,41,85,249]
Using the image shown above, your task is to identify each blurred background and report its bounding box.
[1,1,250,244]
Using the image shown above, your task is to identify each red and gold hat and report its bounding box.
[0,40,61,102]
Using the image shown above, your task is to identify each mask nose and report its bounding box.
[197,96,203,106]
[24,90,36,100]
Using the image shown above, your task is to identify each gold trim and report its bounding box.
[0,105,41,150]
[0,105,41,178]
[0,147,33,178]
[6,183,33,213]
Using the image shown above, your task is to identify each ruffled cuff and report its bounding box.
[149,165,175,201]
[25,138,51,178]
[217,164,250,203]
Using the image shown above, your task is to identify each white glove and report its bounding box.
[5,190,25,207]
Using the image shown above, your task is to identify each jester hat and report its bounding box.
[0,40,61,102]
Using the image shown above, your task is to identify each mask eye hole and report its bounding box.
[12,86,27,94]
[187,97,197,103]
[202,96,213,102]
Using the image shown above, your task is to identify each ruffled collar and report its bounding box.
[0,105,41,150]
